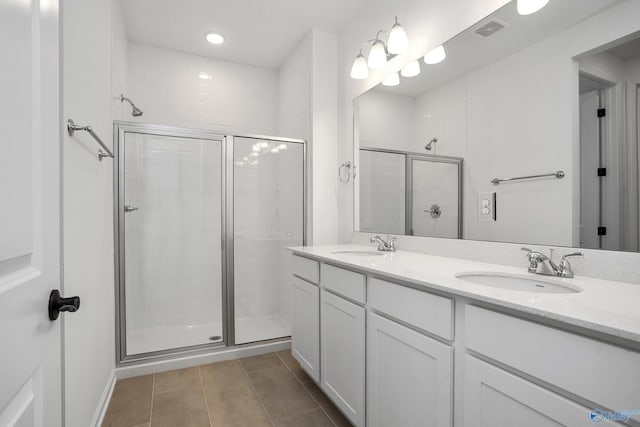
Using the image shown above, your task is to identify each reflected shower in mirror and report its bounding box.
[353,0,640,252]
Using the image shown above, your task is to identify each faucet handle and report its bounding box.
[387,236,397,252]
[559,251,583,278]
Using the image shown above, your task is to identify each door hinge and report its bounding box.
[597,167,607,177]
[597,108,606,118]
[597,226,607,236]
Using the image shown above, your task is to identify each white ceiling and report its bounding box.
[120,0,365,69]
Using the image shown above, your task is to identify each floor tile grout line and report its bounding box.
[274,351,339,427]
[239,357,277,426]
[149,374,155,425]
[198,366,214,427]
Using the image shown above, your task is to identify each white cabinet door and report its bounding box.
[321,290,366,427]
[367,312,453,427]
[292,277,320,382]
[0,0,62,425]
[464,356,625,427]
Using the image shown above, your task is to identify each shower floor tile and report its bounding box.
[101,351,353,427]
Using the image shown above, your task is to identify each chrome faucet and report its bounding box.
[521,247,583,278]
[370,235,397,252]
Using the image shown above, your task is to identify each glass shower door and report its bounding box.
[232,137,305,345]
[409,157,462,238]
[121,131,225,356]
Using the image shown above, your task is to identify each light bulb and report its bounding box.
[368,40,388,69]
[260,142,269,148]
[517,0,549,15]
[350,53,368,79]
[424,45,446,64]
[388,18,409,54]
[270,147,280,153]
[400,60,420,77]
[382,72,399,87]
[277,144,287,150]
[205,33,224,44]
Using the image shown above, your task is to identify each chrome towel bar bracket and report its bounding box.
[67,119,114,161]
[491,170,565,185]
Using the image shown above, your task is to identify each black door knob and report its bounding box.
[48,290,81,321]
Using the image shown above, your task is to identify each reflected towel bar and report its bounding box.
[491,170,565,185]
[67,119,114,161]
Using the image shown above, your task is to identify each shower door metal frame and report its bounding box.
[357,147,463,238]
[113,122,307,365]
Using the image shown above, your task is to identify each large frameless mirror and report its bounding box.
[353,0,640,252]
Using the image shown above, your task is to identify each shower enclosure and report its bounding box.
[114,122,305,362]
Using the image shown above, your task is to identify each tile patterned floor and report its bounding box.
[102,351,353,427]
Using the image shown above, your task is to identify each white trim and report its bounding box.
[115,340,291,379]
[91,370,116,427]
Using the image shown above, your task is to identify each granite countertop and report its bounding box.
[289,244,640,343]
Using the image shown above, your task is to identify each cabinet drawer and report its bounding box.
[369,277,454,340]
[291,254,319,284]
[321,264,366,304]
[465,305,640,423]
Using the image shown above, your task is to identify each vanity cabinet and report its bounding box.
[292,276,320,382]
[367,312,453,427]
[289,249,640,427]
[464,356,624,427]
[320,289,366,427]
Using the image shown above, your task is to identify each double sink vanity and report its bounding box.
[288,244,640,427]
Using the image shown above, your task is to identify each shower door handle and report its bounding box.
[124,205,139,213]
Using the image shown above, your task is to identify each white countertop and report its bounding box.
[289,244,640,343]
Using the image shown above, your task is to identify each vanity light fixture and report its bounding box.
[424,45,446,64]
[516,0,549,15]
[387,17,409,55]
[350,17,410,79]
[400,60,421,77]
[368,37,388,69]
[382,72,400,87]
[205,32,225,44]
[350,53,369,79]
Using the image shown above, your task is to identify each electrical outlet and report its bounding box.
[478,192,496,221]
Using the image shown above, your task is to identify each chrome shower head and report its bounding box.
[120,94,143,117]
[425,137,438,151]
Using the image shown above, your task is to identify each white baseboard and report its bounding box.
[91,369,116,427]
[115,339,291,379]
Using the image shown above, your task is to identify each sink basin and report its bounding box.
[455,272,581,294]
[331,250,383,256]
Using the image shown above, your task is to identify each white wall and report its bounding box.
[277,34,311,140]
[340,0,640,283]
[127,43,279,135]
[310,30,340,245]
[62,0,120,425]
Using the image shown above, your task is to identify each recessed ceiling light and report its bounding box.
[198,72,211,80]
[205,32,224,45]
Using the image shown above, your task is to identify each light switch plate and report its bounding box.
[478,192,496,221]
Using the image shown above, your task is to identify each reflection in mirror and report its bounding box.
[353,0,640,252]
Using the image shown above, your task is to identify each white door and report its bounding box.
[579,90,601,249]
[464,356,625,427]
[292,277,320,382]
[0,0,63,426]
[320,290,365,427]
[367,312,453,427]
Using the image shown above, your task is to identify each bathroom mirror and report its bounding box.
[353,0,640,252]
